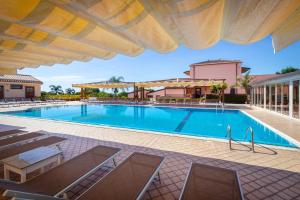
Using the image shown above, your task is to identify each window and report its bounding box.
[10,84,23,89]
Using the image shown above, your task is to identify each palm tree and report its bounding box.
[65,88,75,94]
[107,76,124,96]
[49,85,63,95]
[237,71,253,103]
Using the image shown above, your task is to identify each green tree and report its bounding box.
[210,82,228,103]
[276,66,298,74]
[49,85,63,95]
[65,88,75,94]
[237,71,253,103]
[85,88,100,97]
[107,76,125,96]
[117,91,128,98]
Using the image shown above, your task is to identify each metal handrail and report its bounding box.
[244,127,255,152]
[226,124,232,150]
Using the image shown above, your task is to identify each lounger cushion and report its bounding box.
[180,163,243,200]
[78,152,163,200]
[0,132,44,147]
[0,130,27,138]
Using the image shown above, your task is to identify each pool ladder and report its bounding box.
[226,125,255,153]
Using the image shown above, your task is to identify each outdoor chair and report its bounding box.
[76,152,164,200]
[179,163,244,200]
[0,132,45,149]
[0,130,27,139]
[1,145,121,199]
[0,136,66,161]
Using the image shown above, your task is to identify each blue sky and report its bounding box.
[19,36,300,92]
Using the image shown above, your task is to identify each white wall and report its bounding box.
[0,82,41,98]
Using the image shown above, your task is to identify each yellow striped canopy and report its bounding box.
[72,79,224,88]
[1,0,300,72]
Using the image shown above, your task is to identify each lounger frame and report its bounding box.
[179,162,244,200]
[76,153,164,200]
[0,137,66,163]
[0,133,46,150]
[1,147,121,200]
[54,149,120,197]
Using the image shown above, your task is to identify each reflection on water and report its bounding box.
[81,104,87,116]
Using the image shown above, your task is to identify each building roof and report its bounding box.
[0,74,42,84]
[183,70,190,76]
[0,1,299,71]
[250,74,280,84]
[188,59,250,74]
[251,70,300,85]
[190,59,242,66]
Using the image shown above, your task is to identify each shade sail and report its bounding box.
[72,78,224,89]
[0,0,300,72]
[72,82,135,89]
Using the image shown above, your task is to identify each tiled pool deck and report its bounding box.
[0,103,300,200]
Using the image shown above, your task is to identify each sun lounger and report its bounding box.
[0,136,66,161]
[0,130,27,139]
[0,132,44,149]
[77,152,164,200]
[179,163,244,200]
[1,145,121,198]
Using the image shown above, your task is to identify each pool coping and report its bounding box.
[0,104,299,151]
[240,110,300,148]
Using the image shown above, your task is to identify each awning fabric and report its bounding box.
[72,79,224,89]
[72,82,135,89]
[0,0,300,71]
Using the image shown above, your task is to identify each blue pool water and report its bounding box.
[1,104,297,148]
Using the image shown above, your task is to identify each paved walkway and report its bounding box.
[0,114,300,200]
[245,108,300,143]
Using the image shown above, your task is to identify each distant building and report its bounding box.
[251,70,300,120]
[0,74,43,99]
[143,60,251,99]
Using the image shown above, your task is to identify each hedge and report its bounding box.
[223,94,247,104]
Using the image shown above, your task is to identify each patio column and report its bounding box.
[141,87,145,100]
[80,88,84,99]
[260,87,263,105]
[281,84,284,113]
[264,84,266,109]
[133,85,139,101]
[275,84,277,112]
[250,87,253,106]
[299,80,300,119]
[269,85,272,109]
[289,80,293,118]
[256,87,259,106]
[253,87,256,106]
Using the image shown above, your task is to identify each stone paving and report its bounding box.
[0,103,300,200]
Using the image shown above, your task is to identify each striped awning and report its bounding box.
[135,78,224,87]
[1,0,300,71]
[72,78,224,89]
[72,81,135,89]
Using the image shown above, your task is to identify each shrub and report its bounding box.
[223,94,247,104]
[46,94,81,101]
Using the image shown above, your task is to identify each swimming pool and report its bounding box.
[1,104,297,148]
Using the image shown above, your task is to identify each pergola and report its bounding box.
[0,1,300,74]
[72,78,225,100]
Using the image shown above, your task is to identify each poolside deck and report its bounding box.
[244,108,300,143]
[0,106,300,200]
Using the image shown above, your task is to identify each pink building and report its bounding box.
[146,60,250,99]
